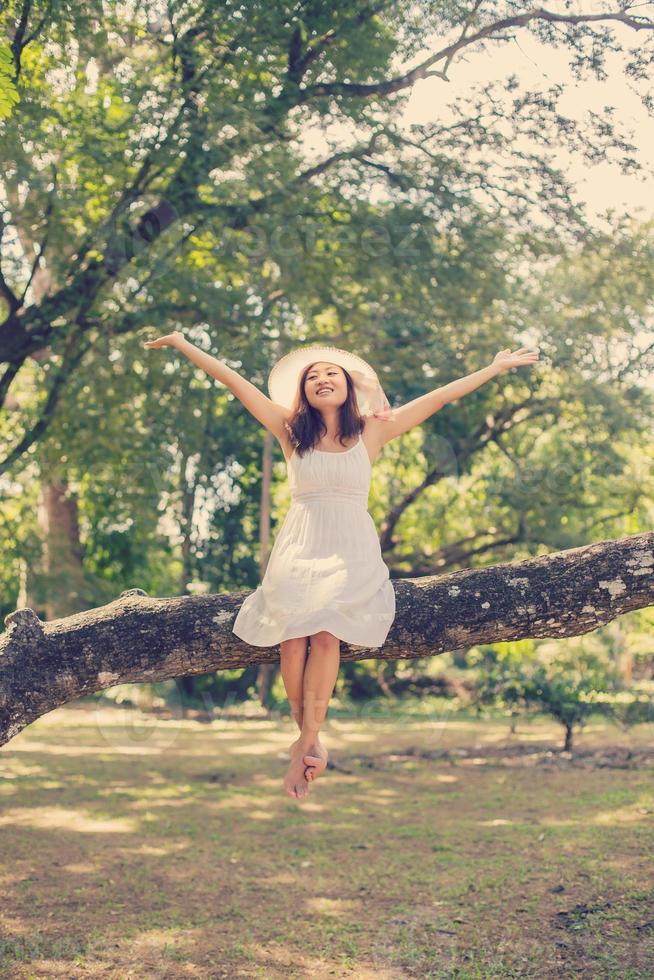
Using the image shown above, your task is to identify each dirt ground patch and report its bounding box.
[0,700,652,978]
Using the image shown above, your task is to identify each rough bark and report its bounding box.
[38,478,90,620]
[564,725,573,752]
[256,428,279,705]
[1,530,652,747]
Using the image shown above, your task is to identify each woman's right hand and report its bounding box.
[143,330,184,350]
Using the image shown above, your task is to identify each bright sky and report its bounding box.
[401,20,653,227]
[398,18,654,389]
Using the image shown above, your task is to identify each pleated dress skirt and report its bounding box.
[232,434,396,647]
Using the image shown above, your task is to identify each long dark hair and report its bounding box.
[284,361,365,458]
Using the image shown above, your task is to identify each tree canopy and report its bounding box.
[2,0,654,467]
[1,529,652,747]
[1,2,653,702]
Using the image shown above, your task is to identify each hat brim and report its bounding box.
[268,345,383,415]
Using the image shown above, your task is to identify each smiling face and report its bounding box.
[304,361,348,412]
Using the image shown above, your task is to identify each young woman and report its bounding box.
[144,334,539,801]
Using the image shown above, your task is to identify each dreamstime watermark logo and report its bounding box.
[93,678,185,751]
[221,217,425,265]
[141,455,171,500]
[93,680,285,751]
[482,453,586,504]
[350,689,455,749]
[368,906,461,975]
[264,664,458,755]
[103,195,180,283]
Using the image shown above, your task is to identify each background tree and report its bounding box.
[0,43,19,119]
[1,1,653,704]
[2,0,653,450]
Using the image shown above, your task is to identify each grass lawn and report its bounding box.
[0,698,652,978]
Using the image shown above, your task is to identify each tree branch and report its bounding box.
[298,6,654,102]
[1,108,378,370]
[379,397,558,553]
[9,0,33,80]
[0,359,22,408]
[615,340,654,382]
[19,165,57,306]
[0,212,21,314]
[0,327,93,476]
[290,1,393,82]
[1,530,652,746]
[8,0,53,81]
[390,529,525,578]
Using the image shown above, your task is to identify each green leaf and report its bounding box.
[0,43,18,119]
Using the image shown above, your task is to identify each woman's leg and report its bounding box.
[279,636,309,730]
[292,630,340,788]
[299,630,341,743]
[282,631,339,798]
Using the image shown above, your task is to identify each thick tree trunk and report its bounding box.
[609,619,633,685]
[37,477,90,620]
[256,428,279,706]
[179,453,195,596]
[564,725,573,752]
[3,254,89,619]
[1,531,652,748]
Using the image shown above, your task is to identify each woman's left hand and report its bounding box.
[492,347,540,373]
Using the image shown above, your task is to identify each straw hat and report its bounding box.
[268,345,394,419]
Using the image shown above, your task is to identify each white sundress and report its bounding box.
[231,433,396,648]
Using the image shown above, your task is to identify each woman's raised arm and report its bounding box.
[143,332,290,440]
[372,346,540,448]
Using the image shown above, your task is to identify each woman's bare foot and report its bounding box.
[303,736,328,783]
[283,737,311,799]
